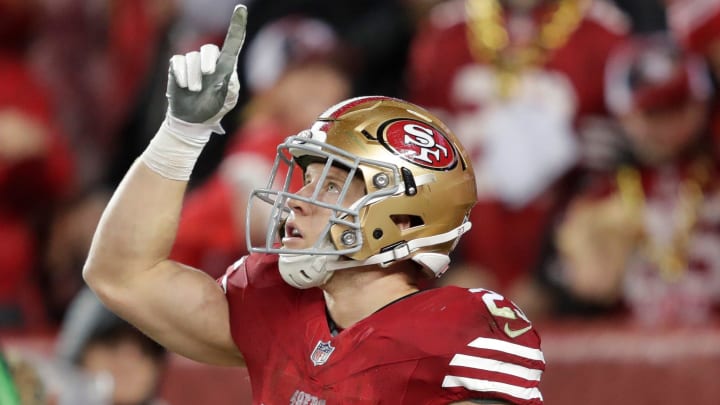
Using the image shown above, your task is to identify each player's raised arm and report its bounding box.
[83,6,248,366]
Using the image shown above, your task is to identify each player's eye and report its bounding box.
[326,182,340,193]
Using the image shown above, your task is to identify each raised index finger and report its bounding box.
[217,5,248,70]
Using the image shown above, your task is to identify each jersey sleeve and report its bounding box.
[442,288,545,404]
[216,253,298,364]
[218,255,250,296]
[216,253,286,314]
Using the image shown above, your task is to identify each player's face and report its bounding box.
[282,163,366,250]
[620,100,708,164]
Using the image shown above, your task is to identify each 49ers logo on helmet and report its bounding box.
[379,119,457,170]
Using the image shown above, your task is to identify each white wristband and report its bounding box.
[140,115,218,181]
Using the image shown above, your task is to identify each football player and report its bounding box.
[84,6,545,404]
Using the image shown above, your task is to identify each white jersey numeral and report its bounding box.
[470,288,531,338]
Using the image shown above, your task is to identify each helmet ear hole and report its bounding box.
[390,215,424,231]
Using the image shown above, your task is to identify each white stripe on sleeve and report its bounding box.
[449,354,542,381]
[468,337,545,362]
[442,375,543,401]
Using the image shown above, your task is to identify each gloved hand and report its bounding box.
[166,5,246,129]
[142,5,247,180]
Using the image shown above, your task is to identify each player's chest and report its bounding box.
[253,321,447,404]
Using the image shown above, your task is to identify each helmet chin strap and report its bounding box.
[327,221,472,275]
[278,239,340,289]
[278,221,472,289]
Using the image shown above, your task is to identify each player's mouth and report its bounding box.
[282,222,304,246]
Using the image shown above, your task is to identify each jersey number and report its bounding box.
[470,288,532,339]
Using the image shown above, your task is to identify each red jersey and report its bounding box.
[220,254,545,404]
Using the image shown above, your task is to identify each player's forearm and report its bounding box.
[83,159,187,288]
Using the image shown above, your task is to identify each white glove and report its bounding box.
[142,5,247,180]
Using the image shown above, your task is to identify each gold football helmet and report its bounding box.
[247,96,477,288]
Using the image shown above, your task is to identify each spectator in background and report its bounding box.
[1,346,107,404]
[406,0,629,311]
[0,288,163,405]
[170,17,352,274]
[56,288,169,405]
[240,0,414,102]
[554,34,720,326]
[666,0,720,160]
[0,0,75,330]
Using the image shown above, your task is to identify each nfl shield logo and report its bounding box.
[310,340,335,366]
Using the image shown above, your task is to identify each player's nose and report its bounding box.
[286,185,314,216]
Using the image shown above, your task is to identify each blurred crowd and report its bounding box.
[1,0,720,402]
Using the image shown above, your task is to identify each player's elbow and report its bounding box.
[82,246,128,303]
[82,256,135,317]
[82,253,112,301]
[82,255,102,288]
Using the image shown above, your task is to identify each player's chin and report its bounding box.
[281,237,306,249]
